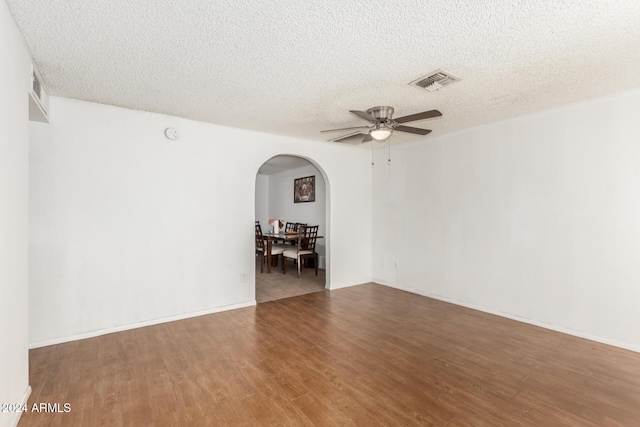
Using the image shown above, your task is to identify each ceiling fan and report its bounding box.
[321,106,442,143]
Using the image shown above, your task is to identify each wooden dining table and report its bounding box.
[262,232,324,272]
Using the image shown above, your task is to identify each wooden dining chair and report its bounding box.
[285,222,295,232]
[255,222,284,273]
[282,225,318,278]
[290,222,307,245]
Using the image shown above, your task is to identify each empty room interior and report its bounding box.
[2,1,640,426]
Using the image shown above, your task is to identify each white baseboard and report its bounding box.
[10,385,31,427]
[375,281,640,354]
[327,280,369,291]
[29,301,256,349]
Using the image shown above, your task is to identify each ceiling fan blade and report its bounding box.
[350,110,378,123]
[329,131,366,142]
[321,126,370,133]
[362,133,373,143]
[394,109,442,124]
[395,125,432,135]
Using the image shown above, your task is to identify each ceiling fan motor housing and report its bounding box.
[366,106,394,121]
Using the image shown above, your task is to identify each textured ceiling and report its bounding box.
[7,0,640,144]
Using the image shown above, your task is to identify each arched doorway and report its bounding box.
[254,155,329,303]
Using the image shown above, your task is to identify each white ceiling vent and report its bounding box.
[410,70,460,92]
[29,63,49,123]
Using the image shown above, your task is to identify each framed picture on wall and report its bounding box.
[294,175,315,203]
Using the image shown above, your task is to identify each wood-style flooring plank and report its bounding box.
[19,283,640,426]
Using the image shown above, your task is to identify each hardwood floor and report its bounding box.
[20,283,640,426]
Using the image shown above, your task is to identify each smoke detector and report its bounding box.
[410,69,460,92]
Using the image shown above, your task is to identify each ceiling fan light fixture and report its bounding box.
[370,124,392,141]
[322,106,441,143]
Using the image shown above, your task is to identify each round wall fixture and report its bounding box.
[164,128,179,140]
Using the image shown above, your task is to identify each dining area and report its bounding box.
[255,220,323,277]
[255,158,328,301]
[254,220,326,302]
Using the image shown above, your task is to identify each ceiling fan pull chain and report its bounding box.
[387,138,391,166]
[371,139,375,167]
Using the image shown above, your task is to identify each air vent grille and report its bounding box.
[29,63,49,123]
[410,69,460,92]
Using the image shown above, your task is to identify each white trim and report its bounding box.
[327,280,366,291]
[375,281,640,354]
[28,301,256,349]
[10,385,31,427]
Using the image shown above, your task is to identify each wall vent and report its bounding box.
[29,63,49,123]
[410,69,460,92]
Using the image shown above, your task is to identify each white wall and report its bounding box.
[372,88,640,351]
[254,174,269,226]
[0,2,31,426]
[29,97,372,347]
[266,163,327,267]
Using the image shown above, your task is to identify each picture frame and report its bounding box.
[294,175,315,203]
